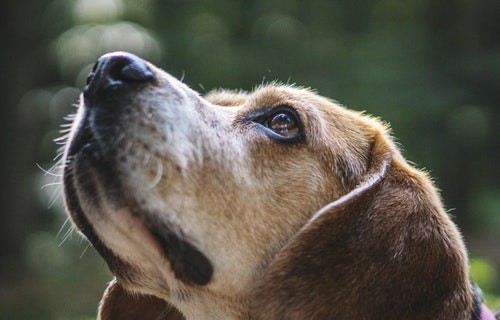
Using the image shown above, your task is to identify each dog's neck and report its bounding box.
[173,290,250,320]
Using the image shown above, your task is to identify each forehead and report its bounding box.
[206,85,328,106]
[247,86,306,109]
[203,84,379,150]
[206,85,339,120]
[248,85,334,112]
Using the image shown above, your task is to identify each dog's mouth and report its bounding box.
[63,52,213,287]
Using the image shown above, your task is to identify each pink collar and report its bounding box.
[480,303,497,320]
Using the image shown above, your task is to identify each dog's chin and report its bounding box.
[63,121,213,288]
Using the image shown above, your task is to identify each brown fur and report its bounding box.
[99,279,184,320]
[63,53,475,319]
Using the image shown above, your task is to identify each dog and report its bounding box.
[62,52,497,320]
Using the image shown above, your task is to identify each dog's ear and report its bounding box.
[251,131,473,319]
[98,278,185,320]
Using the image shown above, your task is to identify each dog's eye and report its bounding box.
[266,111,300,137]
[248,106,303,143]
[246,106,304,143]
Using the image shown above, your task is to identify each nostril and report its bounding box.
[86,60,101,85]
[86,72,95,86]
[86,72,94,86]
[115,60,154,82]
[106,54,154,83]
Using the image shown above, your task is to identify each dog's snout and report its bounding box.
[86,52,154,92]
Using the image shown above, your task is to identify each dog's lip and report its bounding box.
[66,113,93,159]
[104,207,168,265]
[146,219,214,286]
[65,107,109,164]
[86,202,214,286]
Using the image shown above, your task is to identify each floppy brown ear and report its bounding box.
[98,278,185,320]
[251,133,473,319]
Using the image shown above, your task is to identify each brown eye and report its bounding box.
[267,112,300,137]
[248,106,303,143]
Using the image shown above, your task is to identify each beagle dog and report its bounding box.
[62,52,497,320]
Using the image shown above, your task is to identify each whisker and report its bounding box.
[36,163,62,177]
[80,243,92,259]
[48,187,63,209]
[52,152,65,162]
[56,217,70,238]
[64,113,76,121]
[58,224,75,247]
[148,158,163,189]
[156,306,175,320]
[41,181,62,190]
[54,134,70,145]
[58,225,74,247]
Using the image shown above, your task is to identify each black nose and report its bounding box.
[86,52,154,89]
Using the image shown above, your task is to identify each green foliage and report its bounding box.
[1,225,111,320]
[470,258,500,309]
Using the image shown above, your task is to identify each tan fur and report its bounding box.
[63,55,475,319]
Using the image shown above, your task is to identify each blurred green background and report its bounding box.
[0,0,499,318]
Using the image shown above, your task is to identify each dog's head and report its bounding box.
[63,52,475,319]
